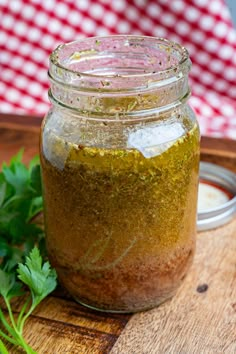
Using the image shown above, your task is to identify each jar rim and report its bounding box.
[50,35,189,82]
[49,35,191,92]
[48,36,191,116]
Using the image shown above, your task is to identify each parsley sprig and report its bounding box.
[0,248,57,353]
[0,151,57,353]
[0,150,45,271]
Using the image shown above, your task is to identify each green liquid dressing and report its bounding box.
[41,123,200,312]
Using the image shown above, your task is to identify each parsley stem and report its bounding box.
[1,301,37,353]
[19,304,35,335]
[0,329,18,346]
[2,194,25,208]
[17,337,37,354]
[17,297,31,330]
[0,339,9,354]
[4,298,18,334]
[0,309,17,339]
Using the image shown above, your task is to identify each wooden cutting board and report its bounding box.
[0,113,236,354]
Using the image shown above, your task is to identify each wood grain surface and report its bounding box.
[2,292,130,354]
[0,113,236,354]
[0,114,41,164]
[111,218,236,354]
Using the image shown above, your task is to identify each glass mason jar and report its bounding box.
[40,36,200,313]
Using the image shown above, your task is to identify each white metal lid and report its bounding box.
[197,162,236,231]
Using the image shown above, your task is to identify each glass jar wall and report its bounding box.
[40,36,200,313]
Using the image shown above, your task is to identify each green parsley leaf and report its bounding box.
[30,165,42,196]
[2,162,29,196]
[0,151,57,353]
[0,183,7,207]
[0,270,23,300]
[0,151,44,272]
[17,247,57,306]
[0,269,16,298]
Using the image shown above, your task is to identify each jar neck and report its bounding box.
[48,36,191,119]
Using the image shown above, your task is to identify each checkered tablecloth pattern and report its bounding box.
[1,0,236,138]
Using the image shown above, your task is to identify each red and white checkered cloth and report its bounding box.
[1,0,236,138]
